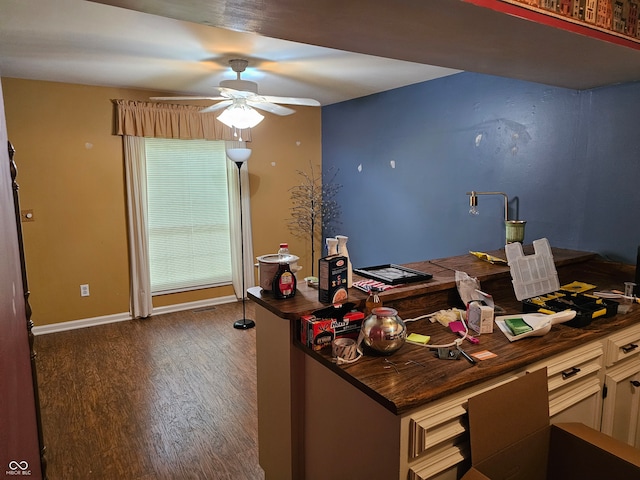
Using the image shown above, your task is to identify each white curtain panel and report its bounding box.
[124,134,254,312]
[123,135,153,318]
[226,141,256,299]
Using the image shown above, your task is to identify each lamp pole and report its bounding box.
[230,153,255,329]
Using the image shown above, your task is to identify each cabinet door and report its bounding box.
[525,341,604,429]
[603,323,640,367]
[0,83,43,479]
[548,376,603,429]
[601,357,640,447]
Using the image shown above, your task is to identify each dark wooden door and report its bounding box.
[0,79,43,478]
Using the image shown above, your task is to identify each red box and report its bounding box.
[301,311,365,351]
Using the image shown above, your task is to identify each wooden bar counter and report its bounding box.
[248,246,640,480]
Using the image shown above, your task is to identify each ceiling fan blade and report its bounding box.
[150,96,225,101]
[152,61,320,112]
[248,101,296,116]
[259,95,320,107]
[199,101,233,113]
[216,87,256,99]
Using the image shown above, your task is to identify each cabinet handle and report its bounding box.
[631,380,640,388]
[621,343,638,354]
[561,367,581,380]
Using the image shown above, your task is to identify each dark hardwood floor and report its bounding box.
[34,301,264,480]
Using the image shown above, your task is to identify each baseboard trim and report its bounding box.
[32,312,132,335]
[151,295,237,316]
[32,295,239,335]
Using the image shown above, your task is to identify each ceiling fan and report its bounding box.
[151,58,320,128]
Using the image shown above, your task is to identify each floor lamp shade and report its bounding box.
[227,148,252,164]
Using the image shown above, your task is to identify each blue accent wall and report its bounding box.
[322,72,640,268]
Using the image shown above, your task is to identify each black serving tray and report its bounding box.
[353,264,432,285]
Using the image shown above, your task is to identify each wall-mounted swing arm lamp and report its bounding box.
[467,191,508,220]
[466,191,526,244]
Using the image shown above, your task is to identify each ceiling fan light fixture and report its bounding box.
[151,58,318,124]
[217,101,264,129]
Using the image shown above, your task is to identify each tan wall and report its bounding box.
[2,78,321,326]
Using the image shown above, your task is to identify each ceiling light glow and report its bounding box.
[217,100,264,129]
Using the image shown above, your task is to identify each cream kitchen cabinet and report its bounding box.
[405,373,519,480]
[601,323,640,448]
[524,340,605,430]
[249,251,640,480]
[406,341,609,480]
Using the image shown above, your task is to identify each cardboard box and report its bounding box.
[318,255,348,304]
[462,368,640,480]
[301,309,364,351]
[467,303,494,334]
[467,290,494,334]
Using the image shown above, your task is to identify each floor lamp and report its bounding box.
[227,147,255,330]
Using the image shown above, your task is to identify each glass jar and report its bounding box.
[365,287,382,315]
[361,307,406,355]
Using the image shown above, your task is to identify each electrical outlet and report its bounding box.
[80,284,90,297]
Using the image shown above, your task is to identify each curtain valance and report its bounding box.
[113,99,252,141]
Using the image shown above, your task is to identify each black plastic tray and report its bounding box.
[521,290,618,328]
[353,264,432,285]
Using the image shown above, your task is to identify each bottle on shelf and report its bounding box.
[278,243,290,255]
[365,286,382,316]
[272,261,297,299]
[326,237,338,256]
[335,235,353,288]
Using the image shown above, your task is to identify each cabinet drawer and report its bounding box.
[408,443,468,480]
[407,374,516,460]
[604,323,640,367]
[408,399,466,459]
[526,341,603,392]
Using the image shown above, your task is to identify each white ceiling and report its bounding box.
[0,0,461,106]
[89,0,640,91]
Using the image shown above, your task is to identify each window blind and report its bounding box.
[144,138,232,294]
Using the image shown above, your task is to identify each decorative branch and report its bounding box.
[287,162,341,276]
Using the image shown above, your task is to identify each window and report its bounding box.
[144,138,232,294]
